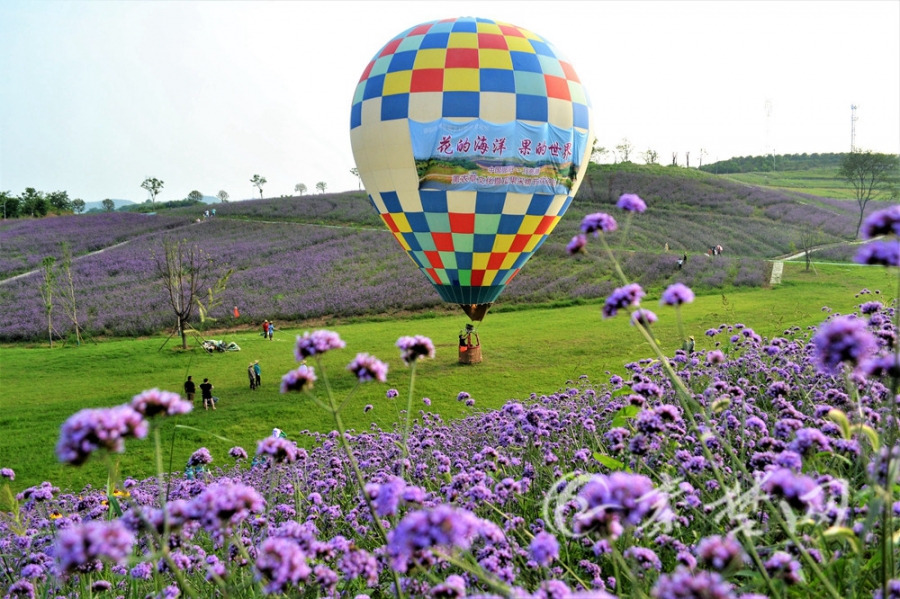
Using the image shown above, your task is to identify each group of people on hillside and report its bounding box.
[248,360,261,390]
[262,320,275,340]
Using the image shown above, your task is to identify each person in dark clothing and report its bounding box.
[200,378,215,411]
[248,363,257,390]
[253,361,261,387]
[183,376,196,402]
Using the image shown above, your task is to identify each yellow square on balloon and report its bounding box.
[383,71,412,96]
[443,68,479,91]
[414,49,447,70]
[472,252,491,270]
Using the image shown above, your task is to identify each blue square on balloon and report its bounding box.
[405,212,429,232]
[512,253,531,269]
[443,92,480,118]
[573,102,590,129]
[560,196,574,212]
[475,191,505,214]
[388,51,417,73]
[363,74,385,100]
[526,194,553,215]
[402,232,422,251]
[381,94,409,121]
[451,19,477,32]
[421,32,450,49]
[380,191,402,213]
[455,252,473,269]
[529,40,556,58]
[497,214,524,234]
[516,94,547,122]
[510,51,542,73]
[480,69,515,93]
[350,102,362,129]
[420,190,448,213]
[473,234,495,252]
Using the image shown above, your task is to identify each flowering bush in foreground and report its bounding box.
[3,203,900,598]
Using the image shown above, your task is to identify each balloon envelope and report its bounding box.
[350,17,593,320]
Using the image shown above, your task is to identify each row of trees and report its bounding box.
[1,189,84,219]
[591,139,710,168]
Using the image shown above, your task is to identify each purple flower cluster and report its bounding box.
[294,330,346,359]
[387,505,490,572]
[130,388,192,418]
[617,193,647,213]
[346,352,388,383]
[54,520,135,574]
[812,315,877,375]
[396,335,436,365]
[660,283,695,306]
[602,283,646,319]
[280,365,317,393]
[256,437,300,463]
[580,212,618,235]
[56,405,148,465]
[573,472,671,539]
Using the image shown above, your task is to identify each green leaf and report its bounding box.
[174,425,234,444]
[611,405,642,429]
[592,453,625,470]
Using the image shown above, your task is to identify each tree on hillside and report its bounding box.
[250,174,267,199]
[590,140,609,164]
[102,199,116,212]
[187,190,203,203]
[615,138,633,163]
[350,167,361,190]
[685,151,691,168]
[316,181,327,194]
[295,183,307,195]
[21,188,48,217]
[798,225,822,272]
[217,190,229,203]
[141,177,164,204]
[1,191,18,219]
[671,152,678,166]
[838,150,900,238]
[46,190,72,214]
[57,242,85,345]
[699,148,708,168]
[72,199,85,214]
[641,149,658,165]
[38,256,59,347]
[154,239,212,350]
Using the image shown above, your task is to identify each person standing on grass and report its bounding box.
[267,321,274,340]
[263,320,269,338]
[184,376,196,402]
[200,378,215,410]
[247,363,257,390]
[254,360,261,387]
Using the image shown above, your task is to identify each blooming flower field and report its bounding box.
[3,198,900,598]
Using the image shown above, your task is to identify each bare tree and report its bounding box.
[685,151,691,168]
[350,167,361,190]
[615,138,634,162]
[141,177,164,204]
[294,183,307,196]
[38,257,58,347]
[671,152,679,166]
[57,243,84,345]
[316,181,327,194]
[154,240,212,350]
[798,225,822,272]
[217,190,229,203]
[250,174,267,200]
[699,148,708,168]
[838,150,900,238]
[590,139,609,164]
[641,149,658,165]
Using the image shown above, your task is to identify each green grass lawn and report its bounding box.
[1,262,895,493]
[721,167,856,199]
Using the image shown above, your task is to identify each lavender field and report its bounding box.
[0,167,870,342]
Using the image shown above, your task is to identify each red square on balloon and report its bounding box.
[487,252,506,270]
[544,75,571,101]
[535,215,556,235]
[560,61,580,83]
[510,234,531,252]
[448,212,475,233]
[432,232,455,252]
[471,270,485,286]
[424,251,444,269]
[410,69,444,92]
[425,268,441,284]
[381,213,399,233]
[478,33,508,50]
[379,38,403,58]
[446,48,479,69]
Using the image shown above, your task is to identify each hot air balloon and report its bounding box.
[349,16,593,322]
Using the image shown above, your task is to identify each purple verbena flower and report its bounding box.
[1,467,14,481]
[617,193,647,213]
[759,468,824,513]
[256,437,299,463]
[255,537,311,594]
[187,447,213,466]
[56,405,148,466]
[764,551,802,584]
[280,365,316,393]
[387,505,488,572]
[130,388,192,418]
[573,472,671,540]
[625,546,662,571]
[652,567,735,599]
[661,283,695,306]
[695,535,746,572]
[812,315,877,375]
[346,353,388,383]
[397,335,435,365]
[294,330,345,360]
[188,481,266,536]
[566,234,587,255]
[529,531,560,566]
[631,309,657,327]
[229,446,248,460]
[55,520,135,574]
[386,388,399,399]
[855,240,900,267]
[602,283,645,319]
[431,574,467,598]
[861,205,900,239]
[581,212,618,236]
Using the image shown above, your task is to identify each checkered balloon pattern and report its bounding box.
[349,16,593,307]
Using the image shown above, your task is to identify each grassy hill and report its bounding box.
[0,164,880,342]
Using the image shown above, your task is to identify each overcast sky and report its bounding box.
[1,1,898,203]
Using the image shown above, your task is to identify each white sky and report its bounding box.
[1,1,898,203]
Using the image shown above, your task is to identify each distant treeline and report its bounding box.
[700,152,847,174]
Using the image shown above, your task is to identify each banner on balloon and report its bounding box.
[410,119,588,195]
